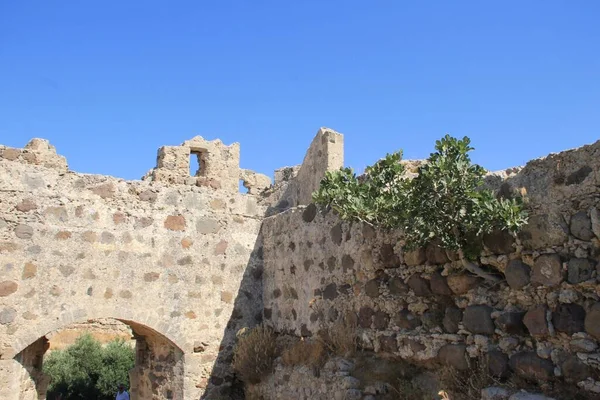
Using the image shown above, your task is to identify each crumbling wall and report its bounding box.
[143,136,272,195]
[260,140,600,398]
[264,127,344,215]
[0,136,267,399]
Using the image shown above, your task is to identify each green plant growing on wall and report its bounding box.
[313,135,528,282]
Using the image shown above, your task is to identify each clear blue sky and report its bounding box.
[1,1,599,180]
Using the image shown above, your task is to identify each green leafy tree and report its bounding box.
[313,135,528,281]
[43,334,135,400]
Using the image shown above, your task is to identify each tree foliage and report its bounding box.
[43,333,134,400]
[313,135,528,261]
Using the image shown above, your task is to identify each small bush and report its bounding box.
[281,338,327,368]
[232,325,278,384]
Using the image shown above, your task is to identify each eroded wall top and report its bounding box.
[0,139,67,174]
[142,135,272,194]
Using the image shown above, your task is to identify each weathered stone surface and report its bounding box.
[22,262,37,279]
[358,307,374,328]
[15,198,37,212]
[196,218,220,234]
[494,313,525,336]
[567,258,594,283]
[570,211,594,241]
[584,303,600,340]
[379,244,400,268]
[447,274,481,294]
[570,337,597,352]
[438,344,468,370]
[463,305,495,334]
[561,356,591,383]
[379,335,397,352]
[138,189,157,202]
[531,254,563,287]
[443,307,463,333]
[364,279,380,298]
[101,232,115,244]
[430,272,452,295]
[518,213,568,249]
[323,283,338,300]
[552,303,585,335]
[421,309,443,330]
[341,254,354,271]
[407,274,432,296]
[425,242,449,265]
[523,306,549,337]
[90,182,115,199]
[505,260,531,289]
[55,230,72,240]
[164,215,186,231]
[0,307,17,324]
[134,217,153,229]
[591,207,600,239]
[481,387,511,400]
[373,311,389,330]
[509,352,554,381]
[404,247,426,266]
[394,309,421,330]
[302,204,317,222]
[387,277,408,295]
[0,281,18,297]
[330,223,342,245]
[214,240,228,255]
[508,392,555,400]
[14,224,33,239]
[487,351,509,378]
[484,230,515,254]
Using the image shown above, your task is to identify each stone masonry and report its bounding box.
[1,126,598,400]
[0,128,342,399]
[258,139,600,399]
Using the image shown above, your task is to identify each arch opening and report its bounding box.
[11,318,184,400]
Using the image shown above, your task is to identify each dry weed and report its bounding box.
[319,314,357,357]
[281,337,327,368]
[438,359,501,400]
[232,325,278,384]
[391,377,427,400]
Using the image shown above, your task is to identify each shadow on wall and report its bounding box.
[200,231,265,399]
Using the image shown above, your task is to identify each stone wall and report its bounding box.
[260,140,600,398]
[0,136,268,399]
[263,127,344,215]
[46,318,134,351]
[2,126,598,400]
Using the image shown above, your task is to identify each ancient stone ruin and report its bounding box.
[0,128,599,399]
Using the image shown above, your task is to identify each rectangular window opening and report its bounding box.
[189,150,207,177]
[239,179,249,194]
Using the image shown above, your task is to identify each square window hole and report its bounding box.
[239,179,249,194]
[189,151,207,177]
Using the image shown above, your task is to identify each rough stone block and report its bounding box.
[505,260,531,289]
[463,305,495,334]
[531,254,563,287]
[509,352,554,381]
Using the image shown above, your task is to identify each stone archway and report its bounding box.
[2,317,185,400]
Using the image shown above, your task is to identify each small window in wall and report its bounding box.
[239,179,249,194]
[189,150,207,177]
